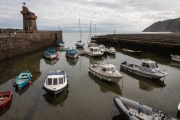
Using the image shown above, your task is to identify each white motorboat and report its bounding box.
[114,96,176,120]
[171,54,180,63]
[107,47,116,54]
[120,59,167,79]
[84,47,103,57]
[178,103,180,111]
[88,63,123,83]
[98,44,106,54]
[43,69,68,94]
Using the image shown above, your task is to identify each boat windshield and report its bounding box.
[59,77,64,84]
[53,78,58,85]
[150,63,156,69]
[106,67,116,71]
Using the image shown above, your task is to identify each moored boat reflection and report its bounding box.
[44,58,59,65]
[88,73,122,95]
[66,57,79,67]
[0,99,12,117]
[120,69,166,91]
[43,87,69,107]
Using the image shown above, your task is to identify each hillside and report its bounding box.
[143,17,180,32]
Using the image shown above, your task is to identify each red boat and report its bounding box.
[0,91,13,108]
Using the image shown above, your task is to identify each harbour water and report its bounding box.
[0,33,180,120]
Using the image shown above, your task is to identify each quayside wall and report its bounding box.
[92,33,180,55]
[0,31,62,60]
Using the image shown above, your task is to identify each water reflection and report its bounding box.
[88,73,122,95]
[169,61,180,68]
[176,111,180,119]
[120,69,165,91]
[107,54,116,59]
[43,87,69,107]
[66,57,79,67]
[14,84,30,96]
[0,100,12,116]
[111,114,126,120]
[0,51,42,85]
[44,58,59,65]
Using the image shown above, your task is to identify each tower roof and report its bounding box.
[21,6,37,19]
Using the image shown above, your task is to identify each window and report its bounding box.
[53,78,58,85]
[150,63,156,69]
[155,63,158,68]
[146,64,150,68]
[102,68,106,71]
[59,77,63,84]
[47,78,52,85]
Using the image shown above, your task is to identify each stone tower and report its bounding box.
[21,6,38,33]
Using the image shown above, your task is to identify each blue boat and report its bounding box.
[44,48,59,59]
[65,48,78,58]
[14,70,32,89]
[58,41,65,47]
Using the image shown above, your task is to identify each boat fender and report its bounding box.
[67,83,69,87]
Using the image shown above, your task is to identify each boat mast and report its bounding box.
[79,18,81,42]
[90,20,91,41]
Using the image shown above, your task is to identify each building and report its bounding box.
[21,6,37,33]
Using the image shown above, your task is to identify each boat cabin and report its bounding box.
[109,47,115,51]
[98,45,105,49]
[101,64,116,73]
[46,72,65,86]
[66,49,78,55]
[140,59,160,72]
[89,47,101,53]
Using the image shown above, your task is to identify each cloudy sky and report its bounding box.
[0,0,180,33]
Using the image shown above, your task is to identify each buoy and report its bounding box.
[28,81,32,84]
[31,75,33,77]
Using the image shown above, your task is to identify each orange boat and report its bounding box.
[0,91,13,108]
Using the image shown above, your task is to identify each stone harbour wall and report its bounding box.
[0,31,62,60]
[92,33,180,55]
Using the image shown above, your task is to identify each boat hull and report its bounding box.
[85,51,103,57]
[58,43,65,47]
[0,91,13,109]
[44,53,57,59]
[120,64,166,79]
[88,66,122,83]
[65,53,78,58]
[122,48,142,55]
[171,57,180,63]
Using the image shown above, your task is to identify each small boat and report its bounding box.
[43,69,68,94]
[75,18,85,48]
[84,47,103,57]
[88,40,98,47]
[106,47,116,54]
[178,103,180,111]
[122,48,142,55]
[58,41,65,47]
[44,48,59,59]
[98,44,106,54]
[60,47,70,51]
[0,91,13,109]
[171,54,180,62]
[75,41,85,48]
[88,63,123,83]
[120,59,167,79]
[14,70,32,89]
[113,96,176,120]
[65,48,78,58]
